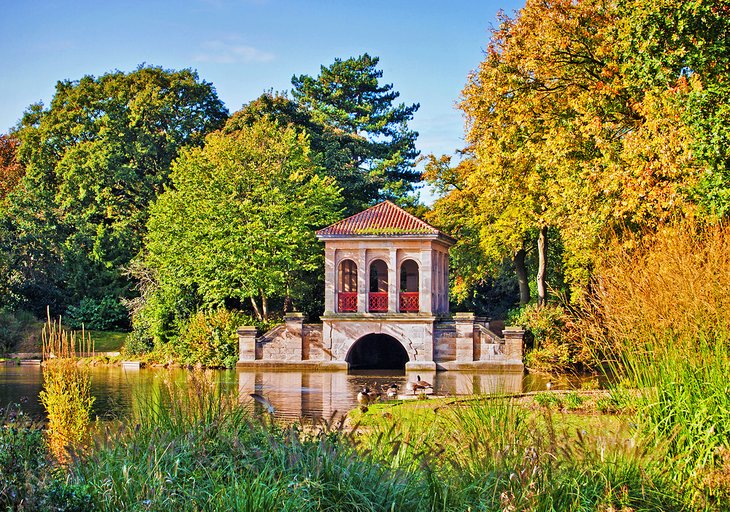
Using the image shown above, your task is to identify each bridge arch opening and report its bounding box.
[345,333,409,370]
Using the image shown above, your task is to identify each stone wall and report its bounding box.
[238,313,524,370]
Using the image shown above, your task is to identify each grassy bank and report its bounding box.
[3,376,692,511]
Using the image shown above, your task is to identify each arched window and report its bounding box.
[337,260,357,312]
[399,259,419,312]
[368,259,388,312]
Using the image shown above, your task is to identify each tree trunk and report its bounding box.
[249,296,263,322]
[537,225,548,306]
[514,247,530,305]
[283,283,292,313]
[260,290,268,322]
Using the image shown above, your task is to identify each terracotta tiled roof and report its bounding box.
[316,201,451,239]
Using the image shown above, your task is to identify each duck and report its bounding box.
[357,386,378,406]
[546,379,553,391]
[385,383,399,399]
[406,375,433,395]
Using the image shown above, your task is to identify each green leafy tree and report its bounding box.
[2,66,227,316]
[225,92,365,216]
[143,118,341,333]
[292,54,420,208]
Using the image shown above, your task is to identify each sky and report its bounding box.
[1,0,525,197]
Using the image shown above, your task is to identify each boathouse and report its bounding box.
[237,201,524,371]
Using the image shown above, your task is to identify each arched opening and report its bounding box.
[399,259,419,312]
[346,333,409,370]
[337,259,357,312]
[368,259,388,312]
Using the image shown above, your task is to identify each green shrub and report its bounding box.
[0,404,49,510]
[65,296,129,331]
[510,303,591,372]
[0,309,37,353]
[175,308,252,368]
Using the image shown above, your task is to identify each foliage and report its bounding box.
[143,117,341,327]
[0,403,48,510]
[175,308,249,369]
[534,391,563,409]
[229,55,421,213]
[0,65,227,317]
[291,54,420,206]
[587,219,730,507]
[0,134,24,200]
[0,309,37,354]
[563,391,585,410]
[64,296,129,331]
[616,0,730,217]
[509,303,590,372]
[39,314,95,463]
[437,0,727,310]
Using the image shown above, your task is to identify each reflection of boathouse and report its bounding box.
[237,201,523,371]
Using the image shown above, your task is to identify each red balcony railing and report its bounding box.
[399,292,419,312]
[337,292,357,312]
[368,292,388,312]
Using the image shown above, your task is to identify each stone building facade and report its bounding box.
[238,201,523,371]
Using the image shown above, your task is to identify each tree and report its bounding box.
[291,54,420,208]
[458,0,703,304]
[225,92,367,216]
[2,65,228,316]
[143,118,341,329]
[0,135,24,200]
[616,0,730,217]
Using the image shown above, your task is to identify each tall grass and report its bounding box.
[353,396,681,510]
[39,312,95,462]
[64,371,428,511]
[586,220,730,508]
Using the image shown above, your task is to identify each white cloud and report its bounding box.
[193,38,274,64]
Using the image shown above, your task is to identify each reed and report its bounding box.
[586,220,730,508]
[38,310,95,463]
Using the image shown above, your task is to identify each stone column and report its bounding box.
[324,246,336,313]
[442,252,449,313]
[237,326,258,363]
[285,312,304,361]
[420,247,433,314]
[388,248,398,312]
[357,248,367,313]
[454,312,475,362]
[502,327,525,363]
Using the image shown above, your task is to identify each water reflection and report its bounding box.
[0,364,553,421]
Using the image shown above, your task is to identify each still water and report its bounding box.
[0,365,551,421]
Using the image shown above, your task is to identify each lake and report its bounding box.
[0,364,553,421]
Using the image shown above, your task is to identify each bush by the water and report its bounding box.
[174,309,251,368]
[509,303,590,372]
[0,404,48,510]
[64,296,129,331]
[0,309,38,354]
[39,315,95,463]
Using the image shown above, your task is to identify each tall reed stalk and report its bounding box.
[39,310,95,463]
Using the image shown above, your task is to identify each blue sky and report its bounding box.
[1,0,524,191]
